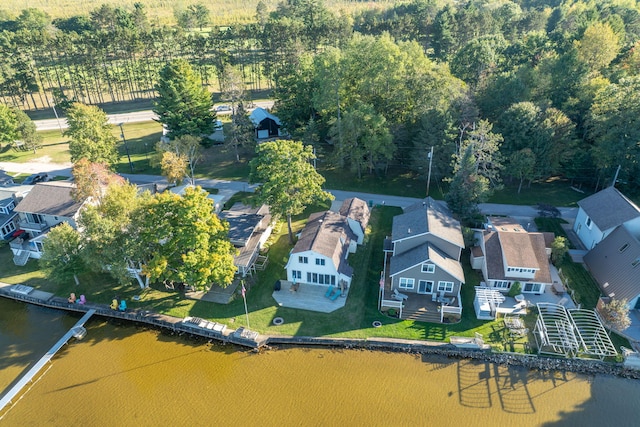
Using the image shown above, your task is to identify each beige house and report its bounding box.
[471,216,554,294]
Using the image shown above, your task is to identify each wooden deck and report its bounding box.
[272,281,349,313]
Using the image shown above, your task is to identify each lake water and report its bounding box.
[1,298,640,426]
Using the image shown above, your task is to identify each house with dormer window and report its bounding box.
[471,216,554,294]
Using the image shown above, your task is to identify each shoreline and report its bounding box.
[2,285,640,381]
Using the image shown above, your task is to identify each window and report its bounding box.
[418,280,433,293]
[421,264,435,273]
[438,281,454,292]
[292,270,302,280]
[586,217,592,229]
[619,243,630,253]
[523,283,542,293]
[399,278,415,290]
[315,258,325,266]
[298,256,308,264]
[494,281,510,289]
[1,222,16,236]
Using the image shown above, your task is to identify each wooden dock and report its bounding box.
[0,309,96,412]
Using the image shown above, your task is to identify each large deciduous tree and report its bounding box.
[0,105,41,152]
[71,159,124,202]
[40,222,85,286]
[599,298,631,332]
[137,187,237,289]
[0,104,19,149]
[249,140,333,244]
[154,59,215,140]
[64,103,120,166]
[156,135,202,184]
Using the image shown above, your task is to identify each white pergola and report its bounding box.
[473,287,506,320]
[533,303,617,359]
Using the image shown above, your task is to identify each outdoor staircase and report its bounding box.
[13,250,30,266]
[401,305,441,323]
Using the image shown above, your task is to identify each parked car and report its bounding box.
[23,173,49,185]
[216,105,232,112]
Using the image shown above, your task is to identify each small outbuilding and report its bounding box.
[249,107,282,139]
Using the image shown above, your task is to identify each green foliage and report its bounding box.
[137,186,237,289]
[226,103,256,162]
[154,59,215,140]
[12,108,42,153]
[507,281,521,298]
[250,139,333,243]
[328,101,394,178]
[64,103,120,166]
[0,104,19,148]
[39,222,85,285]
[551,236,568,265]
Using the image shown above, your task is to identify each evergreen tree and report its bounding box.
[154,59,215,140]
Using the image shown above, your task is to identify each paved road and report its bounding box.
[0,160,579,222]
[34,100,276,131]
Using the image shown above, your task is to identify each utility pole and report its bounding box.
[118,122,134,173]
[50,99,64,135]
[313,146,317,170]
[426,146,434,197]
[611,164,621,187]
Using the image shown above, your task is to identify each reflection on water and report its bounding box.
[1,299,640,426]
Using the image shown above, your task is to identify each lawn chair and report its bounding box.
[325,286,335,298]
[330,289,342,301]
[78,295,86,305]
[393,289,408,301]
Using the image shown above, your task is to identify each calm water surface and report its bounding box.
[1,298,640,426]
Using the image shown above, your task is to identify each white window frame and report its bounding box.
[586,217,592,229]
[437,281,454,292]
[494,281,510,289]
[298,256,308,264]
[398,277,415,290]
[421,263,435,273]
[315,258,325,266]
[292,270,302,280]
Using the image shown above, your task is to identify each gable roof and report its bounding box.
[577,187,640,231]
[339,197,370,231]
[219,203,271,247]
[392,197,464,248]
[292,210,354,277]
[0,171,14,186]
[249,107,281,127]
[584,224,640,302]
[483,228,551,284]
[389,242,464,282]
[14,182,83,218]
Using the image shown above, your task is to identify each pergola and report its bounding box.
[473,287,506,320]
[533,303,617,359]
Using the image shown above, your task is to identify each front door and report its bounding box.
[418,280,433,294]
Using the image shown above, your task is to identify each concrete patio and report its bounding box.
[272,280,349,313]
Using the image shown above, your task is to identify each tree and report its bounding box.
[599,298,631,332]
[550,236,568,265]
[226,102,255,162]
[160,151,188,185]
[249,140,333,244]
[459,120,503,190]
[508,148,536,194]
[0,105,19,149]
[71,159,124,202]
[64,103,119,166]
[39,222,85,286]
[13,108,42,153]
[445,144,487,223]
[575,22,620,73]
[154,59,215,140]
[79,182,148,287]
[328,101,394,179]
[136,187,237,289]
[156,135,202,184]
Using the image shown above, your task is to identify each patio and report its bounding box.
[272,280,349,313]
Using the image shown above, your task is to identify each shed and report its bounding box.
[249,107,282,139]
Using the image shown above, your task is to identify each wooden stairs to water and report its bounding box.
[401,304,441,323]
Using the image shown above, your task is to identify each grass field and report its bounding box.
[1,0,394,27]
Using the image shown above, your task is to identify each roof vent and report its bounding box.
[408,228,411,234]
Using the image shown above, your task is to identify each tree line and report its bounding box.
[2,0,640,199]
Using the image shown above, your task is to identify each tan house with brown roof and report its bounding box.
[471,216,554,294]
[9,182,85,265]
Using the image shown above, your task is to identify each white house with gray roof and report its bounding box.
[10,182,85,265]
[573,187,640,250]
[387,198,465,305]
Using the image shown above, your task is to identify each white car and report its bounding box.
[216,105,232,112]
